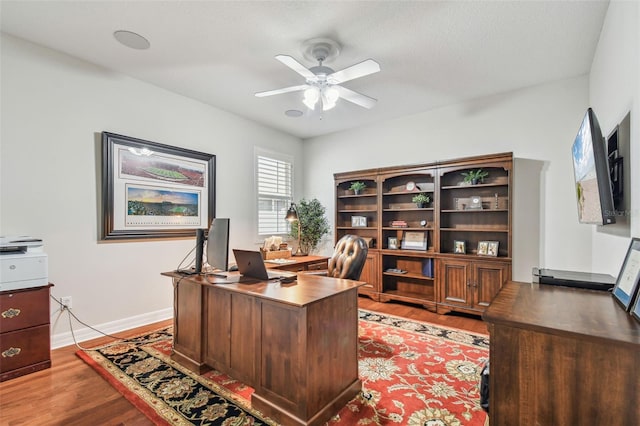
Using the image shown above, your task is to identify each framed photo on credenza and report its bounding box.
[612,237,640,312]
[631,290,640,323]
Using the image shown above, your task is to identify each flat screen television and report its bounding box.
[571,108,616,225]
[206,218,230,271]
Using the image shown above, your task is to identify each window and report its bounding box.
[256,150,293,236]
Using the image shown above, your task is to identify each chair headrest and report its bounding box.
[327,235,369,280]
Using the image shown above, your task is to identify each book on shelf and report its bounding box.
[390,220,408,227]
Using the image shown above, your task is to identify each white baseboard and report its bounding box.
[51,308,173,349]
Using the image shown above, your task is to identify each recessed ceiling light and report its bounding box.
[285,109,303,117]
[113,30,150,50]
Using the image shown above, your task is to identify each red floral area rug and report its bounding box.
[346,310,489,426]
[77,310,489,425]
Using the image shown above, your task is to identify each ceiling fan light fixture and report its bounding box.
[303,87,320,109]
[322,86,340,111]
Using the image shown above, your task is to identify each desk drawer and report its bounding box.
[0,324,50,374]
[0,286,50,333]
[307,261,328,271]
[274,263,307,272]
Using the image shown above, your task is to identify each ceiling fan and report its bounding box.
[255,38,380,112]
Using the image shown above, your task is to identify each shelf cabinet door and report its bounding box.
[358,251,379,293]
[473,260,510,308]
[437,258,510,313]
[437,259,472,307]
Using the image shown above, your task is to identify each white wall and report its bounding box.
[0,34,302,347]
[589,0,639,271]
[302,76,595,282]
[302,1,639,280]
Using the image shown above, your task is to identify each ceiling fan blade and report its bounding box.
[255,84,309,97]
[275,55,317,81]
[328,59,380,84]
[335,86,377,109]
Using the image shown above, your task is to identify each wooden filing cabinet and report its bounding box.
[0,284,52,381]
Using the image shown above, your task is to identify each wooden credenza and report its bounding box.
[0,284,52,382]
[483,281,640,425]
[162,271,364,426]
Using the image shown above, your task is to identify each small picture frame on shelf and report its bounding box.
[351,216,368,227]
[612,237,640,311]
[388,237,398,250]
[453,240,466,254]
[477,241,489,256]
[487,241,499,257]
[401,231,427,250]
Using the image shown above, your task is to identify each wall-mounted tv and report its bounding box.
[571,108,616,225]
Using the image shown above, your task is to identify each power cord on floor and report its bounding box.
[50,294,157,351]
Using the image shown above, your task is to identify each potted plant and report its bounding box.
[461,169,489,185]
[412,193,431,208]
[349,181,367,195]
[289,198,330,255]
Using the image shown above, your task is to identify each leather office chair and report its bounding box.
[325,234,369,280]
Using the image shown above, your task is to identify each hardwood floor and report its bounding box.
[0,298,486,425]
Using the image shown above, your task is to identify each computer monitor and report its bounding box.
[207,218,230,272]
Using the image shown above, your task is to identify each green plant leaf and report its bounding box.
[289,198,330,253]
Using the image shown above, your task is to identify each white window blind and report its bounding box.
[256,153,293,235]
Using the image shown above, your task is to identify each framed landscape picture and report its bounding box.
[102,132,216,240]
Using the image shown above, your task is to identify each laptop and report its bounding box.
[222,249,295,282]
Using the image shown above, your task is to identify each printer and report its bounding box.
[0,236,48,292]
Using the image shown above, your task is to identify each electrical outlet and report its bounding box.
[60,296,72,309]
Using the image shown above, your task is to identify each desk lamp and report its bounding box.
[285,203,305,256]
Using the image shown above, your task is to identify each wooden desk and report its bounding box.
[162,271,364,426]
[483,281,640,425]
[265,255,329,272]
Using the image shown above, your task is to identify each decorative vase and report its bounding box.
[416,202,425,208]
[354,189,361,195]
[471,178,479,185]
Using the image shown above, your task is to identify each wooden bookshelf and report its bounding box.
[334,152,513,315]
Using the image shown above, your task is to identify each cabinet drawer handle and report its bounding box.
[2,347,21,358]
[1,308,21,319]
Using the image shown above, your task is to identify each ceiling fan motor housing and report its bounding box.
[302,37,341,64]
[308,65,336,85]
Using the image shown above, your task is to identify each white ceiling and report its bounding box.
[0,0,609,139]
